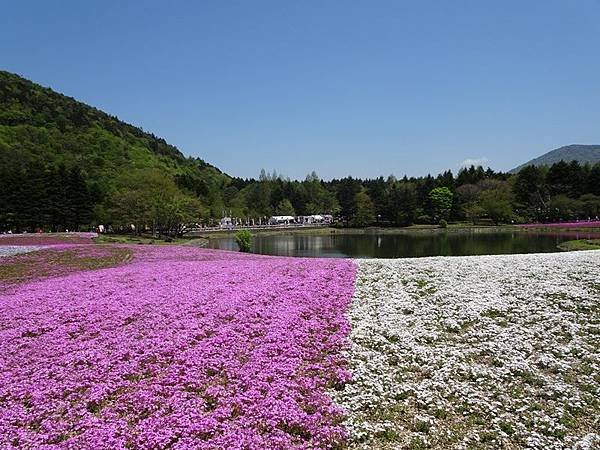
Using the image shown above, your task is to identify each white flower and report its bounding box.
[334,251,600,449]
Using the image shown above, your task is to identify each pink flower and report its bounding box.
[0,245,357,449]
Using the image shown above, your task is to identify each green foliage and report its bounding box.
[429,187,453,221]
[514,165,545,205]
[351,190,375,227]
[243,181,273,217]
[438,219,448,228]
[0,161,94,231]
[152,194,203,238]
[0,71,226,231]
[463,202,485,224]
[108,169,205,237]
[587,164,600,196]
[547,195,581,222]
[477,187,514,225]
[235,170,340,218]
[234,230,252,252]
[276,199,295,216]
[579,194,600,218]
[387,181,418,226]
[546,160,586,197]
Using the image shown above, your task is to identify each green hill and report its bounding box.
[0,71,230,231]
[510,144,600,173]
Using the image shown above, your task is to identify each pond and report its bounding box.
[207,230,600,258]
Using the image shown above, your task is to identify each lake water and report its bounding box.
[207,230,600,258]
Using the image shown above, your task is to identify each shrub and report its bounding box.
[234,230,252,252]
[416,215,432,224]
[438,219,448,228]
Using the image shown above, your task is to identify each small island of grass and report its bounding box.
[558,239,600,251]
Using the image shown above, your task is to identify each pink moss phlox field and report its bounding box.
[0,245,132,292]
[0,232,97,246]
[519,220,600,229]
[0,245,357,449]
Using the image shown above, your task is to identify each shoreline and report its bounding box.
[190,224,518,239]
[16,226,600,255]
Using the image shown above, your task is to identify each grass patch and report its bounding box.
[558,239,600,251]
[414,278,438,297]
[94,234,190,245]
[481,309,505,319]
[0,246,132,288]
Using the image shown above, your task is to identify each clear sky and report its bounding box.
[2,1,600,179]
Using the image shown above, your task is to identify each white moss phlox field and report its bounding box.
[336,251,600,449]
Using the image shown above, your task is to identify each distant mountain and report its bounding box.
[510,145,600,173]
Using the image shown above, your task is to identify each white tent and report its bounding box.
[269,215,295,224]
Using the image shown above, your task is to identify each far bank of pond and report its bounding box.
[192,224,513,239]
[207,228,600,258]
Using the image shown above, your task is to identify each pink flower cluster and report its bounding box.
[0,245,132,292]
[519,220,600,229]
[0,232,97,246]
[0,246,357,449]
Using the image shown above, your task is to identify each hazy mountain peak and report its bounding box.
[510,145,600,173]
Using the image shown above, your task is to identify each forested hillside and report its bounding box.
[0,71,230,232]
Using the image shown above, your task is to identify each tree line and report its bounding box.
[2,159,599,234]
[0,162,94,232]
[228,161,600,227]
[3,71,599,235]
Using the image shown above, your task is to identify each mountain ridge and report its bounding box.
[510,144,600,173]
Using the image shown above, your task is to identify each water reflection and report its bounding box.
[208,230,600,259]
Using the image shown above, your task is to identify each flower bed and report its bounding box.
[520,221,600,229]
[0,246,356,449]
[336,252,600,449]
[0,245,133,291]
[0,232,97,246]
[3,236,599,449]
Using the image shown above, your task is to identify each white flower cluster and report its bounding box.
[0,245,42,257]
[336,251,600,449]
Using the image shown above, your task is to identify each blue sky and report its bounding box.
[2,1,600,179]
